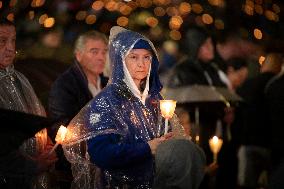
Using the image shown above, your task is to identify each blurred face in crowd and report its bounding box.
[198,37,214,62]
[75,38,108,76]
[125,49,152,88]
[0,25,16,69]
[227,66,248,90]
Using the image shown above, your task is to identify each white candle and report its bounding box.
[209,136,223,163]
[48,125,67,155]
[160,100,176,135]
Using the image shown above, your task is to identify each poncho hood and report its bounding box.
[108,26,163,96]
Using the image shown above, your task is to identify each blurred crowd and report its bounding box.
[1,15,284,189]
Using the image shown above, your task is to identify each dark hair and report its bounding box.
[0,18,15,27]
[227,58,248,71]
[182,26,211,59]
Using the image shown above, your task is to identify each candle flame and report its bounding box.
[212,136,219,143]
[160,100,177,119]
[55,125,68,144]
[209,136,223,154]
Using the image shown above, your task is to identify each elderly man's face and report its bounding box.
[0,25,16,69]
[76,38,107,76]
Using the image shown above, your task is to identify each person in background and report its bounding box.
[237,53,282,189]
[214,58,248,189]
[168,25,226,178]
[154,139,206,189]
[48,30,108,188]
[48,30,108,134]
[168,26,226,88]
[0,18,57,189]
[158,40,179,74]
[223,58,249,91]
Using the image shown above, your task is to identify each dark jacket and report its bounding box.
[236,72,276,148]
[168,59,226,88]
[167,26,226,88]
[265,73,284,166]
[48,62,108,135]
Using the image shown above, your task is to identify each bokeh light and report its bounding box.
[202,14,213,24]
[105,1,117,12]
[75,11,87,21]
[154,7,166,17]
[192,3,203,14]
[117,16,129,27]
[153,0,171,6]
[169,30,181,40]
[7,13,14,22]
[169,16,183,30]
[265,10,277,21]
[44,17,55,28]
[255,4,263,14]
[85,14,97,25]
[31,0,45,8]
[146,17,159,28]
[179,2,191,15]
[166,6,179,16]
[254,28,262,39]
[137,0,152,8]
[92,1,104,11]
[244,4,254,16]
[39,14,48,24]
[259,55,265,65]
[136,11,152,25]
[119,4,132,15]
[208,0,225,7]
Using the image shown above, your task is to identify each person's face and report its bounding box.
[198,38,214,62]
[228,66,248,89]
[235,67,248,87]
[0,25,16,69]
[75,38,107,76]
[125,49,152,84]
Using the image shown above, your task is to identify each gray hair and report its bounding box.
[74,30,108,54]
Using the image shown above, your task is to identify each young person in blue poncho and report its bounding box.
[62,26,173,188]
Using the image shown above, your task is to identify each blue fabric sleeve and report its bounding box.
[87,134,152,169]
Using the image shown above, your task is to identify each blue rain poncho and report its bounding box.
[62,26,186,189]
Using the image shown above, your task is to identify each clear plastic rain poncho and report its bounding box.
[62,26,186,189]
[0,64,47,154]
[0,64,48,187]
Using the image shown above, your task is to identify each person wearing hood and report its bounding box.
[154,139,206,189]
[165,26,229,189]
[62,26,174,188]
[0,18,57,188]
[168,26,226,88]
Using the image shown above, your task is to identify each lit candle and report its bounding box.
[48,125,68,155]
[209,136,223,163]
[160,100,176,135]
